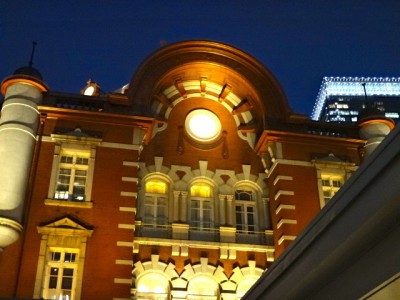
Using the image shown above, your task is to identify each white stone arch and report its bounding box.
[229,261,265,299]
[187,274,219,298]
[179,258,229,298]
[132,255,178,300]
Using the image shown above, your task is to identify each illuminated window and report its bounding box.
[42,248,79,300]
[55,150,90,201]
[235,190,257,232]
[321,175,344,205]
[185,109,221,142]
[136,272,170,300]
[187,275,218,300]
[34,217,92,300]
[143,180,168,225]
[190,183,213,229]
[48,143,96,205]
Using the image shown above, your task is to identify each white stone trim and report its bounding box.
[115,259,132,265]
[274,190,294,201]
[100,142,141,150]
[267,159,313,177]
[120,191,137,198]
[275,204,296,214]
[277,219,298,229]
[118,224,135,230]
[121,176,138,183]
[134,237,274,254]
[119,207,137,213]
[273,175,293,186]
[113,278,132,284]
[116,241,134,247]
[122,161,139,167]
[278,235,297,245]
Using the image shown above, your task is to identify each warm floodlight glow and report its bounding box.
[81,80,100,96]
[185,109,221,142]
[83,86,95,96]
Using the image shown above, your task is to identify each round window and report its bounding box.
[185,109,221,142]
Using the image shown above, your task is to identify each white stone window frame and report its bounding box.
[320,174,344,206]
[42,247,79,300]
[314,160,357,208]
[34,218,93,300]
[46,140,98,208]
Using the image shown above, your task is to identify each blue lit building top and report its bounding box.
[311,77,400,123]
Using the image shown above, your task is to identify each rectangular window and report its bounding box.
[42,249,79,300]
[144,180,168,226]
[235,190,256,232]
[321,175,344,205]
[54,150,90,201]
[190,198,213,229]
[144,196,168,225]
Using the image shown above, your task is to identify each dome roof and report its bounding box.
[13,66,43,81]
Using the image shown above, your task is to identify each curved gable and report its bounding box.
[127,40,292,132]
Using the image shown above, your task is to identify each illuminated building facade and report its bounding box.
[0,41,386,300]
[311,77,400,123]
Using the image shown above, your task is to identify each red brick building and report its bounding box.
[1,41,384,300]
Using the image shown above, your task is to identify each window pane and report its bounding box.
[191,184,211,198]
[75,169,87,177]
[61,156,73,164]
[235,190,252,201]
[49,276,58,289]
[146,180,167,194]
[61,277,73,289]
[64,253,76,263]
[76,157,89,165]
[51,252,61,261]
[63,268,74,276]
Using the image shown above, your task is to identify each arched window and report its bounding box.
[187,274,218,300]
[136,272,170,300]
[234,189,257,232]
[144,179,168,225]
[190,183,213,229]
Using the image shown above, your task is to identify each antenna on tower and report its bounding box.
[28,41,37,67]
[361,82,368,101]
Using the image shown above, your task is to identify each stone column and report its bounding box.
[226,195,234,226]
[0,69,47,249]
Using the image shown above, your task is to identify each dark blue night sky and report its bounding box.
[1,0,399,115]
